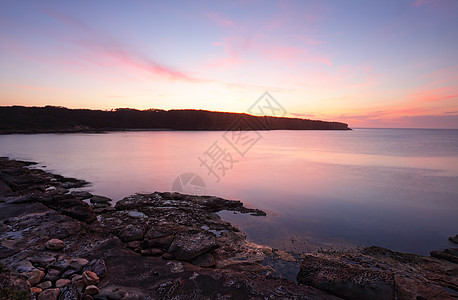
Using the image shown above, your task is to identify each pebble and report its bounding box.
[45,238,65,251]
[56,278,71,288]
[37,280,52,290]
[82,270,100,285]
[84,284,100,295]
[30,287,43,294]
[37,288,60,300]
[27,269,45,286]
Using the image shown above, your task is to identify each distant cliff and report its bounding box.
[0,106,350,133]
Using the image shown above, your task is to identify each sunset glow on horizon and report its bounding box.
[1,0,457,128]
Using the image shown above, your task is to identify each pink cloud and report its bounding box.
[324,107,458,128]
[412,0,440,7]
[206,56,251,69]
[78,40,198,81]
[42,9,200,82]
[408,87,457,103]
[207,12,235,28]
[211,35,332,67]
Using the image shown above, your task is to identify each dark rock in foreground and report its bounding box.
[0,158,336,299]
[1,157,456,299]
[298,246,458,299]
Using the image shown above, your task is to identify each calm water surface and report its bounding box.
[1,128,457,255]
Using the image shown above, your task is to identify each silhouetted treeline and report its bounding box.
[0,106,350,133]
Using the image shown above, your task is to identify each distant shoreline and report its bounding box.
[0,127,353,135]
[0,105,351,133]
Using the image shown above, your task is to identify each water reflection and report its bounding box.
[0,129,457,255]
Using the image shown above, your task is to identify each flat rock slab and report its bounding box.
[298,246,458,300]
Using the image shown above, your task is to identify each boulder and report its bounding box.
[167,231,217,261]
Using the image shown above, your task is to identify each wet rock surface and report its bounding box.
[0,158,337,299]
[1,157,456,299]
[298,246,458,299]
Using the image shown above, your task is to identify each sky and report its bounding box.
[0,0,457,128]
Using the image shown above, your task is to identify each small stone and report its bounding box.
[30,287,43,295]
[37,288,60,300]
[55,278,71,288]
[37,280,52,290]
[84,285,100,295]
[141,248,163,256]
[26,269,45,286]
[449,235,458,244]
[82,270,99,285]
[45,238,65,251]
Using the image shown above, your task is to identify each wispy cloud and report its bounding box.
[207,12,235,28]
[408,87,457,103]
[44,9,201,82]
[78,40,200,81]
[412,0,440,8]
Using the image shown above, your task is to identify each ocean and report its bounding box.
[1,128,457,255]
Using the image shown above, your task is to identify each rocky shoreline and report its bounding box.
[0,157,457,299]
